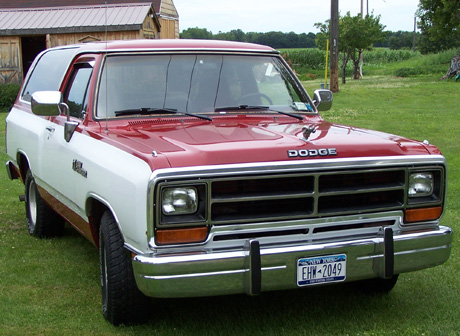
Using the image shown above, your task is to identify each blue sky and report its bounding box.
[173,0,420,34]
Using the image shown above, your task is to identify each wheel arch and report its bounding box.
[86,194,122,248]
[16,150,31,183]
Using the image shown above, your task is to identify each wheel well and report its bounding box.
[86,198,110,248]
[16,152,30,183]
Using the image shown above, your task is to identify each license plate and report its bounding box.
[297,254,346,286]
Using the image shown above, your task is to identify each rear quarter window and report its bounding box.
[21,47,78,102]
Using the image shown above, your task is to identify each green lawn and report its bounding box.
[1,75,459,335]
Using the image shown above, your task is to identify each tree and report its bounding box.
[315,12,385,82]
[180,27,213,40]
[417,0,460,53]
[341,12,386,79]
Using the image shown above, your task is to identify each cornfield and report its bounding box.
[282,48,420,71]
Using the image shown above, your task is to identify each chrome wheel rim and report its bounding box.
[28,180,37,230]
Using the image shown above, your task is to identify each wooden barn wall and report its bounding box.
[159,0,179,39]
[159,18,179,39]
[142,15,161,39]
[47,31,144,48]
[0,36,22,85]
[160,0,178,17]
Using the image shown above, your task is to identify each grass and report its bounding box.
[1,72,460,335]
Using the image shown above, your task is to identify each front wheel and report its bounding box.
[25,170,64,238]
[357,275,399,294]
[99,211,151,325]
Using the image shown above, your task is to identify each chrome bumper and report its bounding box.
[5,160,20,180]
[132,226,452,298]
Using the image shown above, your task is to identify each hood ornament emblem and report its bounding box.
[302,125,318,141]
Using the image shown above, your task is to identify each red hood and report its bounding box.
[101,116,437,169]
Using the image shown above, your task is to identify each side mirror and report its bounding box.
[30,91,79,142]
[31,91,62,116]
[313,89,333,111]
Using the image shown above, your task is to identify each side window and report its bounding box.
[21,47,77,102]
[64,64,93,119]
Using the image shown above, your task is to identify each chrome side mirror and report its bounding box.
[313,89,333,111]
[30,91,79,142]
[31,91,61,116]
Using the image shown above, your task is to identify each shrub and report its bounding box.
[0,83,21,109]
[394,67,418,77]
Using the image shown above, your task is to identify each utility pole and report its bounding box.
[330,0,339,92]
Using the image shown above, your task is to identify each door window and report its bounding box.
[65,64,93,119]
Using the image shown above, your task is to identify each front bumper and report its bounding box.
[132,226,452,298]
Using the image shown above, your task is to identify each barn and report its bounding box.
[0,0,179,84]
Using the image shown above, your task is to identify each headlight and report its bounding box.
[408,173,433,198]
[162,187,198,215]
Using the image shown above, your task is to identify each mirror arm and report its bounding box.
[59,102,79,142]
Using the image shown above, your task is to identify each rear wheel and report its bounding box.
[99,211,150,325]
[25,170,64,238]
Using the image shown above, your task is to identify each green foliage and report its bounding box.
[417,0,460,53]
[282,49,326,70]
[180,27,213,39]
[387,31,419,50]
[0,83,20,109]
[315,12,386,80]
[363,49,420,64]
[180,28,318,49]
[281,48,420,78]
[394,67,418,77]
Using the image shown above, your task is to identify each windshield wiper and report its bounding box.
[215,105,269,112]
[115,107,178,117]
[114,107,212,121]
[215,105,304,120]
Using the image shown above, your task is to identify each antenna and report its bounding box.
[104,1,109,134]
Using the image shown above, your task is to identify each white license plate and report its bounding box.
[297,254,346,286]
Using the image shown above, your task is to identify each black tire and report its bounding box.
[357,274,399,294]
[25,170,65,238]
[99,211,151,325]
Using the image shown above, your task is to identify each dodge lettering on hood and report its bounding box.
[5,39,452,325]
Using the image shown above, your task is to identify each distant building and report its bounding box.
[0,0,179,84]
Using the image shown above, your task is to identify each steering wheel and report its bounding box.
[238,93,273,105]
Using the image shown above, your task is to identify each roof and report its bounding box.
[53,39,277,54]
[0,0,161,12]
[0,3,156,35]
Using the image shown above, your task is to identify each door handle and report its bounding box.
[46,126,55,133]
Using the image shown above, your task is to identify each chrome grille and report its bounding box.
[210,169,406,224]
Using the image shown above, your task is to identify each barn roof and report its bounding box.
[0,0,163,12]
[0,3,157,36]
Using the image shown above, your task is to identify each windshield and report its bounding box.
[96,54,313,118]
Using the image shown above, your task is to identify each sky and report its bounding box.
[172,0,420,34]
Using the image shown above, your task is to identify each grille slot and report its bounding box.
[318,190,405,214]
[212,197,314,222]
[209,169,406,224]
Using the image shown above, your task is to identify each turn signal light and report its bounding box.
[405,207,443,223]
[156,227,208,245]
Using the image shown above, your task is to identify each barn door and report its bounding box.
[21,36,47,79]
[0,37,22,85]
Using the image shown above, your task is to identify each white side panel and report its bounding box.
[69,128,153,251]
[6,108,154,252]
[6,108,48,175]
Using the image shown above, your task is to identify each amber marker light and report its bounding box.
[405,207,443,223]
[156,227,208,245]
